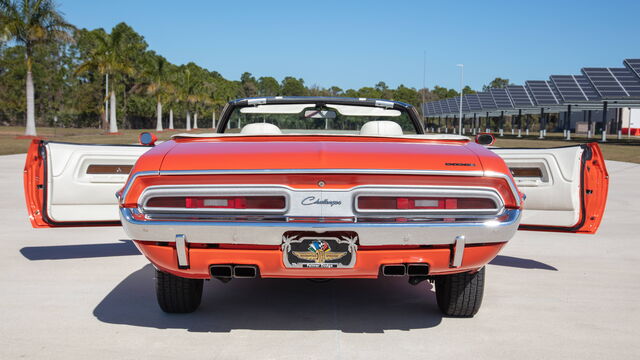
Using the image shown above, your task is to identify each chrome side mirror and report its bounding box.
[139,132,157,146]
[475,133,495,146]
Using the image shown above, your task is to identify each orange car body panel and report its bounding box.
[162,136,486,172]
[23,140,48,228]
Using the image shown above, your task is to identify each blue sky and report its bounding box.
[59,0,640,91]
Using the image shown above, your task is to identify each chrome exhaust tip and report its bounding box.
[381,264,406,276]
[210,264,233,278]
[407,264,429,276]
[233,265,257,278]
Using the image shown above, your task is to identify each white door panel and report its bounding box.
[45,142,149,222]
[492,146,584,228]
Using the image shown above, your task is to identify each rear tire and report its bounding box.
[155,269,203,313]
[435,267,485,317]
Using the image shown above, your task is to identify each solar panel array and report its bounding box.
[423,58,640,116]
[574,75,600,101]
[453,96,470,112]
[550,75,590,102]
[609,68,640,97]
[506,85,534,107]
[580,67,640,98]
[526,80,560,106]
[439,99,450,114]
[465,94,483,111]
[447,98,458,114]
[428,102,435,116]
[624,59,640,79]
[433,101,442,115]
[490,88,513,109]
[477,92,497,110]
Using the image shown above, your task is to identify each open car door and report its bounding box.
[24,140,150,228]
[492,143,608,234]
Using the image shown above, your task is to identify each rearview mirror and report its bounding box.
[475,133,495,146]
[139,132,157,146]
[304,110,336,119]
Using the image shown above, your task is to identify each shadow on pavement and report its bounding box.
[490,255,558,271]
[19,241,558,272]
[20,240,140,260]
[93,264,443,333]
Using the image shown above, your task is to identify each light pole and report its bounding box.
[422,50,427,132]
[456,64,464,135]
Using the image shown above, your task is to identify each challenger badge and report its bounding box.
[292,240,347,264]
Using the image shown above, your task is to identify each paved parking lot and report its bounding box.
[1,153,638,359]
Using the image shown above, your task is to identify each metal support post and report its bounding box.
[601,101,608,142]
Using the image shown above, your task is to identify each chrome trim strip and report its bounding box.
[158,168,485,177]
[121,168,521,207]
[118,170,159,204]
[483,170,521,206]
[247,98,267,105]
[375,100,394,108]
[138,184,505,218]
[353,187,503,215]
[140,186,290,214]
[120,208,521,246]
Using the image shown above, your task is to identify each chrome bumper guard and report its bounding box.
[120,207,521,247]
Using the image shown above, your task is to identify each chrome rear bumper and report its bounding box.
[120,207,521,247]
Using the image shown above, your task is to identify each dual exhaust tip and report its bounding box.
[381,264,429,277]
[211,263,427,279]
[210,264,258,279]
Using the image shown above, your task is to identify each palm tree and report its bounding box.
[177,68,202,131]
[142,55,172,132]
[0,0,74,136]
[75,26,133,133]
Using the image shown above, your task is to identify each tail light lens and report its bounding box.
[146,196,286,210]
[357,196,496,210]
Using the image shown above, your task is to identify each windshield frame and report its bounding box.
[215,97,425,135]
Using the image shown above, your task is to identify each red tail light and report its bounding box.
[357,196,496,210]
[146,196,286,210]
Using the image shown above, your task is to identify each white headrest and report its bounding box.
[240,123,282,135]
[359,121,403,136]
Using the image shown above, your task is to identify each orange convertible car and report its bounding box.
[23,97,608,317]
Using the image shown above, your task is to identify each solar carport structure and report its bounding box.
[422,58,640,141]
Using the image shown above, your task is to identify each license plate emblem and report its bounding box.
[282,234,357,268]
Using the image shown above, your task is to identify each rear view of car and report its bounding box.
[23,97,608,317]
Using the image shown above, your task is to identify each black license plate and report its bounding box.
[283,235,357,268]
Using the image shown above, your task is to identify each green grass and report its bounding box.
[0,126,217,156]
[492,133,640,164]
[1,126,639,164]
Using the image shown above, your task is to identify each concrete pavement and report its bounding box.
[0,153,638,359]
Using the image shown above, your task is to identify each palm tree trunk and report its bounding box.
[25,54,36,136]
[109,90,118,133]
[103,74,109,130]
[186,111,191,131]
[156,101,163,131]
[194,112,198,129]
[169,109,174,129]
[212,111,216,129]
